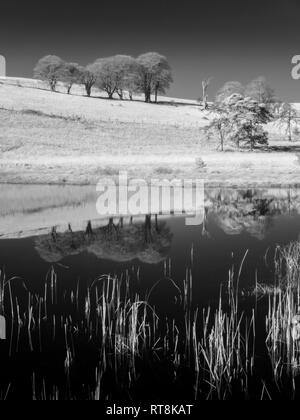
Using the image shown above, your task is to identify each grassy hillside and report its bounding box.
[1,77,300,186]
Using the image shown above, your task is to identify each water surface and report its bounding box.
[1,185,300,400]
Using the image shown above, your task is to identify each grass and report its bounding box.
[192,252,256,399]
[274,242,300,288]
[265,242,300,390]
[249,282,282,298]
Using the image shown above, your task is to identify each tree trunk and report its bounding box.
[288,112,292,141]
[220,132,224,151]
[145,87,151,103]
[144,215,152,243]
[202,80,209,110]
[202,84,206,109]
[288,124,292,142]
[86,221,93,236]
[155,82,159,103]
[85,84,91,97]
[117,90,123,100]
[50,80,56,92]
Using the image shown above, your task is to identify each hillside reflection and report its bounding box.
[32,188,300,263]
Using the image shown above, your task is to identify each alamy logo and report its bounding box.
[96,171,205,226]
[0,55,6,77]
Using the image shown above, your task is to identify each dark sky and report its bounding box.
[1,0,300,101]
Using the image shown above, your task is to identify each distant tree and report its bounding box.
[91,55,136,99]
[125,73,138,101]
[153,68,173,103]
[205,93,272,151]
[60,62,81,94]
[228,95,272,150]
[113,55,140,100]
[136,52,173,103]
[201,78,212,110]
[215,81,244,103]
[203,105,232,151]
[33,55,65,91]
[244,76,275,105]
[276,103,299,141]
[80,65,97,97]
[90,57,116,99]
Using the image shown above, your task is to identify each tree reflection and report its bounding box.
[205,188,300,240]
[35,215,173,264]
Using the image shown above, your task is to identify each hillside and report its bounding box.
[1,77,300,186]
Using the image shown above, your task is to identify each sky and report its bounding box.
[1,0,300,101]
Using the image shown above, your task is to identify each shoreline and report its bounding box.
[1,180,300,188]
[1,152,300,188]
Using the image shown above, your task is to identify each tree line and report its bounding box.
[215,77,276,105]
[33,54,298,149]
[33,53,173,103]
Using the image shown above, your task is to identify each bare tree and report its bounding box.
[33,55,65,91]
[245,76,275,105]
[80,65,97,97]
[276,103,299,142]
[114,55,140,100]
[153,68,173,103]
[201,78,212,110]
[125,73,137,101]
[203,106,232,151]
[91,58,118,99]
[136,52,173,103]
[91,55,138,100]
[60,62,81,94]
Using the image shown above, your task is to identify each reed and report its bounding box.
[266,242,300,395]
[195,257,255,399]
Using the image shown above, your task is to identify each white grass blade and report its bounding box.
[0,315,6,340]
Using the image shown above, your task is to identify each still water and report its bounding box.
[0,185,300,399]
[0,186,299,299]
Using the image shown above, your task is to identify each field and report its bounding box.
[1,77,300,186]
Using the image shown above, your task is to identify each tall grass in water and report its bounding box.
[194,252,255,399]
[0,270,24,340]
[1,254,256,400]
[94,274,160,385]
[266,242,300,392]
[4,269,163,399]
[274,242,300,289]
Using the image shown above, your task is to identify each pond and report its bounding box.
[0,185,300,400]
